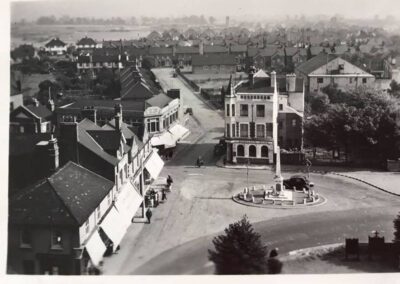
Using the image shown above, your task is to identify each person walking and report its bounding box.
[161,188,167,202]
[146,208,152,224]
[167,175,173,186]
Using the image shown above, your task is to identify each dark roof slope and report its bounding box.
[26,105,53,120]
[121,81,155,101]
[45,38,66,47]
[146,93,173,108]
[9,133,51,156]
[77,37,97,46]
[87,130,122,152]
[296,53,338,75]
[192,54,236,66]
[10,161,114,226]
[203,45,228,53]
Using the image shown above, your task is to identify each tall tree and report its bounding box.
[208,216,268,274]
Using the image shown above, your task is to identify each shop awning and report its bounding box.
[145,151,164,180]
[115,181,143,228]
[150,131,176,148]
[85,230,106,266]
[169,123,189,142]
[100,207,127,249]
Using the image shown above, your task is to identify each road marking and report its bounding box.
[188,173,204,176]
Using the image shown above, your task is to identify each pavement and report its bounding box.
[101,68,400,275]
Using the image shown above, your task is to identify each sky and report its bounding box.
[10,0,400,21]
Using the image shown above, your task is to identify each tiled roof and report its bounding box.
[87,130,123,153]
[235,76,303,93]
[175,46,199,54]
[121,81,155,101]
[258,47,278,57]
[106,119,138,142]
[58,100,146,114]
[276,47,299,57]
[149,47,173,55]
[146,93,173,108]
[296,53,338,75]
[45,38,66,47]
[230,45,247,53]
[192,54,236,66]
[203,45,228,53]
[247,47,260,57]
[25,105,53,120]
[9,161,114,226]
[77,37,97,46]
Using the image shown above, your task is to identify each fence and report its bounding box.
[200,88,223,109]
[176,69,200,92]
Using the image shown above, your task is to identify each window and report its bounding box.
[20,229,32,247]
[249,145,257,157]
[279,104,283,111]
[240,124,249,137]
[231,105,235,116]
[226,104,230,116]
[232,124,236,137]
[362,78,367,84]
[51,231,63,249]
[256,124,265,138]
[261,146,269,157]
[226,124,230,137]
[237,145,244,156]
[339,64,344,70]
[149,119,159,132]
[20,126,24,133]
[292,119,297,127]
[240,104,249,116]
[256,105,265,117]
[317,77,323,83]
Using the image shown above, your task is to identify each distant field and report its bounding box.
[11,24,151,48]
[184,71,246,89]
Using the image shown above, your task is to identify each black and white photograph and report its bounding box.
[3,0,400,281]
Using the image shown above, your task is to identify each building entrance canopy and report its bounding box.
[145,151,164,180]
[115,181,143,228]
[100,207,127,250]
[85,230,106,266]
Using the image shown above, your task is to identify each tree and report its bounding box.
[37,80,61,103]
[208,215,268,274]
[389,80,400,98]
[11,44,35,61]
[394,212,400,244]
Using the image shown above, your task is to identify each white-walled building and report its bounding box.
[296,53,375,93]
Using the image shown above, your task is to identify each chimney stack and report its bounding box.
[59,121,79,165]
[114,104,123,131]
[82,106,97,124]
[199,41,204,55]
[271,71,277,88]
[35,134,59,177]
[249,67,255,88]
[286,73,296,93]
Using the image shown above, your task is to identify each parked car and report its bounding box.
[283,175,314,191]
[184,107,193,115]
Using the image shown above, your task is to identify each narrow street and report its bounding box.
[101,68,400,275]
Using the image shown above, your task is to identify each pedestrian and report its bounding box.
[146,208,152,224]
[167,175,173,186]
[161,188,167,201]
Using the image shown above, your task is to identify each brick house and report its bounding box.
[191,54,236,74]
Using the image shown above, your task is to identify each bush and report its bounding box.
[208,215,268,274]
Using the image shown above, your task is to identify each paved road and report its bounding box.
[101,68,400,275]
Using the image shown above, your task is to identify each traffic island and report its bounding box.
[232,185,326,209]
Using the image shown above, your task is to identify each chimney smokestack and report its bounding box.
[271,71,277,88]
[82,106,97,124]
[114,104,122,131]
[286,73,296,92]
